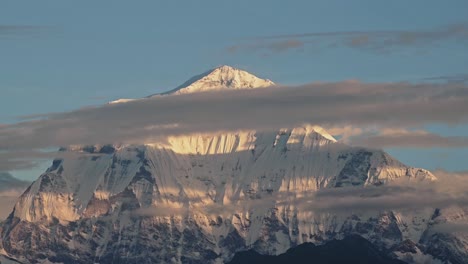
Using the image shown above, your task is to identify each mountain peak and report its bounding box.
[213,64,239,71]
[110,66,276,103]
[154,65,275,96]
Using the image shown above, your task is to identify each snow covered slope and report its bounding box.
[1,67,466,264]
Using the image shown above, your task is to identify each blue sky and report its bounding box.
[1,0,468,180]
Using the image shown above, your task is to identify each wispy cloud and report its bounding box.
[134,204,190,217]
[423,73,468,84]
[326,125,367,143]
[262,170,468,217]
[0,81,467,153]
[429,223,468,234]
[0,172,30,220]
[228,22,468,55]
[0,195,21,220]
[0,150,104,171]
[228,39,306,54]
[129,170,468,232]
[344,128,468,149]
[0,25,46,38]
[291,183,468,214]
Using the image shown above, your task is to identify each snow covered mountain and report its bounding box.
[155,65,275,95]
[1,67,467,264]
[109,65,274,103]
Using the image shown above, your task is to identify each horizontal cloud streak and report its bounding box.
[0,25,46,38]
[349,128,468,148]
[0,81,467,152]
[0,172,30,220]
[423,73,468,84]
[229,22,468,54]
[0,150,104,171]
[0,194,21,220]
[130,170,468,230]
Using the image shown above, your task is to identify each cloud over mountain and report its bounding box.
[0,172,30,220]
[1,80,467,153]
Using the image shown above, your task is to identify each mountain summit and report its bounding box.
[110,66,275,103]
[155,65,275,96]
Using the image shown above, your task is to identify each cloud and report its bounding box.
[297,170,468,214]
[222,171,468,216]
[0,159,40,171]
[348,128,468,149]
[0,150,104,171]
[423,73,468,84]
[0,172,30,192]
[228,22,468,54]
[0,195,22,220]
[0,172,30,220]
[295,184,468,214]
[429,223,468,234]
[0,150,55,171]
[326,125,366,143]
[134,204,190,217]
[0,81,467,152]
[227,39,306,54]
[170,175,468,221]
[430,170,468,193]
[119,170,468,233]
[0,25,45,38]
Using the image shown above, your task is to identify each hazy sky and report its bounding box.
[1,0,468,180]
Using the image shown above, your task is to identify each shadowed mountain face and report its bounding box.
[228,235,407,264]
